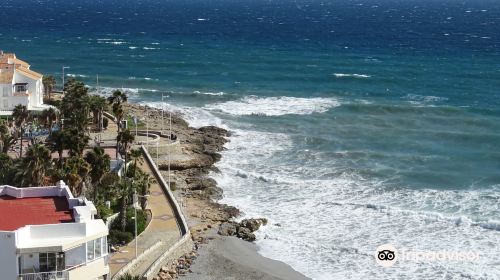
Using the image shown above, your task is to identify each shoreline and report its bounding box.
[124,103,311,279]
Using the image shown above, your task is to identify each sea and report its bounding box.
[1,0,499,279]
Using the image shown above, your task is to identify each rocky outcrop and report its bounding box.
[217,218,268,242]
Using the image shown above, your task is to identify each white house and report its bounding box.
[0,51,47,115]
[0,181,110,280]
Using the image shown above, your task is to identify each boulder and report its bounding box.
[237,227,256,242]
[239,218,268,232]
[218,222,239,236]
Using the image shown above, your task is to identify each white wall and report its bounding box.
[0,231,18,279]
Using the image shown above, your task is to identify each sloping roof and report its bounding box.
[16,66,42,80]
[0,69,14,84]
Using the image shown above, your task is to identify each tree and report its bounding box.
[49,130,66,168]
[0,119,16,153]
[0,153,15,184]
[12,104,30,158]
[63,156,91,196]
[128,148,143,177]
[134,170,153,211]
[65,127,90,157]
[114,179,136,232]
[60,79,90,131]
[85,147,111,201]
[15,144,52,187]
[117,129,135,162]
[40,107,58,136]
[89,95,107,132]
[107,90,127,133]
[42,75,56,101]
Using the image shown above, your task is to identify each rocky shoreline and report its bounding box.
[124,103,309,280]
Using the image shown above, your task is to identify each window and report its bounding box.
[39,252,53,272]
[87,240,95,261]
[95,237,102,258]
[15,84,27,93]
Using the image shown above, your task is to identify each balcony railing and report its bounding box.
[18,271,68,280]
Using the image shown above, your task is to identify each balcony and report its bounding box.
[13,90,29,97]
[18,271,68,280]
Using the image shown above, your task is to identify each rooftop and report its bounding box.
[0,195,74,231]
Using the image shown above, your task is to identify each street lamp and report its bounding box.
[61,66,70,94]
[133,192,150,258]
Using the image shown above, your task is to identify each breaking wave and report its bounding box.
[204,96,340,116]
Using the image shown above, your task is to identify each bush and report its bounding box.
[110,207,148,237]
[96,203,113,220]
[108,230,133,245]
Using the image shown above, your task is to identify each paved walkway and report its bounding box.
[108,160,182,277]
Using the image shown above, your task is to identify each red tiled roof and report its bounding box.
[0,196,74,231]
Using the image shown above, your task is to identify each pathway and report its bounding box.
[107,133,182,277]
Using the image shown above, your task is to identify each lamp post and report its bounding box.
[133,192,150,258]
[61,66,70,94]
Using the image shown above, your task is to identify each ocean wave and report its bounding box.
[193,90,226,96]
[333,73,371,78]
[404,94,449,104]
[66,73,88,78]
[204,96,340,116]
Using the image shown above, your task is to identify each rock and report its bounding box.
[160,266,169,273]
[218,222,239,236]
[239,218,268,232]
[237,227,256,242]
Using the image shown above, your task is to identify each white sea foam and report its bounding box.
[193,90,226,96]
[333,73,371,78]
[404,94,449,105]
[204,96,340,116]
[66,73,88,78]
[207,120,500,279]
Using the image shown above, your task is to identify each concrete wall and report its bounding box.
[139,145,193,280]
[0,231,18,280]
[69,256,109,280]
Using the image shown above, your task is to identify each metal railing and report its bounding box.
[18,271,69,280]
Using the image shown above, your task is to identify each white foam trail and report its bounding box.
[193,90,226,96]
[333,73,371,78]
[205,96,340,116]
[209,123,500,279]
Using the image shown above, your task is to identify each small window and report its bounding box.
[87,241,95,261]
[95,238,102,258]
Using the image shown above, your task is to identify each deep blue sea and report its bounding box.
[1,0,500,279]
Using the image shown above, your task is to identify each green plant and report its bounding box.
[108,230,133,245]
[115,273,142,280]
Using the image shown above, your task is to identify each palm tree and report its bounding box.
[128,148,143,177]
[115,178,136,232]
[40,107,58,136]
[85,147,111,201]
[49,130,66,168]
[12,104,30,158]
[117,129,135,162]
[0,120,16,153]
[134,170,153,211]
[16,144,52,187]
[89,95,107,131]
[63,156,91,196]
[107,90,127,133]
[42,75,56,101]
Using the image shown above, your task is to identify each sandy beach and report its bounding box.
[123,103,310,279]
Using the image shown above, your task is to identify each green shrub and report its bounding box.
[108,230,133,245]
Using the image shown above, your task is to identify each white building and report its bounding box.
[0,51,46,115]
[0,181,110,280]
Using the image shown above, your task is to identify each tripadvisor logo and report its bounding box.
[375,244,481,267]
[375,244,398,267]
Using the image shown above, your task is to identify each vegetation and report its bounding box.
[115,273,142,280]
[0,78,151,247]
[42,75,56,101]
